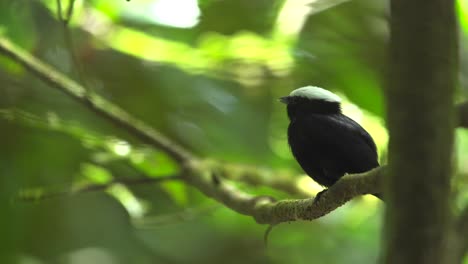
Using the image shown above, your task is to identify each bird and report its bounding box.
[280,86,379,190]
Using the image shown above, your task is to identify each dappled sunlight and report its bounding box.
[296,175,324,195]
[126,0,200,28]
[76,6,294,84]
[457,130,468,174]
[275,0,313,38]
[108,139,131,157]
[458,0,468,33]
[107,184,149,218]
[81,163,113,184]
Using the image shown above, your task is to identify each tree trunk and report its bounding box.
[384,0,458,263]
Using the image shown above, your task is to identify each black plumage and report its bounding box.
[281,87,379,187]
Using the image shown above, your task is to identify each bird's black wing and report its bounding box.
[289,114,379,186]
[338,115,378,159]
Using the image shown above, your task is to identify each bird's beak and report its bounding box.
[279,96,289,104]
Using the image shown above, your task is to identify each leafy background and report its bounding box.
[0,0,467,263]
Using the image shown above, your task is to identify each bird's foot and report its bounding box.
[313,189,328,203]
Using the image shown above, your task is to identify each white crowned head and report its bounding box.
[289,86,341,103]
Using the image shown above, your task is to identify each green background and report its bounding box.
[0,0,467,263]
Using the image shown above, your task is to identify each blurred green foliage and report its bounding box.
[0,0,467,263]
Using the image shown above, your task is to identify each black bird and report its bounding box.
[280,86,379,188]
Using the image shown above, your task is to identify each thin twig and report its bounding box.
[56,0,89,93]
[17,174,183,202]
[56,0,64,21]
[65,0,77,25]
[214,162,314,198]
[134,204,220,228]
[263,224,276,248]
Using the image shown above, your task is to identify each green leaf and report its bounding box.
[130,148,179,177]
[81,163,113,184]
[161,181,188,206]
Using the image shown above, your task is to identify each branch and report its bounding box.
[0,38,193,164]
[18,174,183,201]
[211,161,315,198]
[65,0,77,25]
[184,161,383,224]
[0,36,379,224]
[57,0,87,90]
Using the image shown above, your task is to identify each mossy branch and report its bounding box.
[184,161,383,224]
